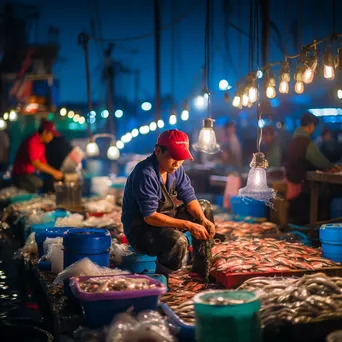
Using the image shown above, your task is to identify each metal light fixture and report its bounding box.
[193,117,220,154]
[85,133,120,160]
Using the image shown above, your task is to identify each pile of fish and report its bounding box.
[161,267,221,326]
[211,238,339,274]
[215,221,277,239]
[239,273,342,326]
[78,276,157,293]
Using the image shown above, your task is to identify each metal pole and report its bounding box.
[154,0,161,122]
[78,32,92,136]
[104,44,116,139]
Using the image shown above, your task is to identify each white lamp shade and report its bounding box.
[86,142,100,157]
[107,145,120,160]
[193,127,220,154]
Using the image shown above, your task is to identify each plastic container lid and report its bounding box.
[320,224,342,243]
[194,290,261,316]
[70,274,167,302]
[63,228,111,253]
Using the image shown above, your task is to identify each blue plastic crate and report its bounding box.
[121,249,157,274]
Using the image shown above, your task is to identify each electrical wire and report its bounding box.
[87,0,200,42]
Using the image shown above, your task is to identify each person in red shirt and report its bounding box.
[12,120,64,193]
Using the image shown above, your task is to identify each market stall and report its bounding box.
[0,184,342,342]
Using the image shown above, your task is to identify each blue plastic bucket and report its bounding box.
[230,196,268,218]
[320,223,342,263]
[63,228,111,269]
[35,227,70,257]
[63,228,111,297]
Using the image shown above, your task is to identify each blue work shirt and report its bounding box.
[121,153,197,236]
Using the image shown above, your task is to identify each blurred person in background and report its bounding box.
[0,129,10,172]
[319,128,341,164]
[285,113,335,224]
[262,126,282,167]
[224,122,242,167]
[12,120,64,193]
[277,121,291,163]
[43,135,74,192]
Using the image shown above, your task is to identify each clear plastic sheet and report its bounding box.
[14,232,37,260]
[84,196,117,214]
[38,237,64,262]
[106,310,176,342]
[54,258,129,285]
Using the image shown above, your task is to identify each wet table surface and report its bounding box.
[27,262,85,341]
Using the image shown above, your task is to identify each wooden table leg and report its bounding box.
[310,181,319,224]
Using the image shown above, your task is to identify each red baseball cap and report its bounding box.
[157,129,194,161]
[39,120,60,136]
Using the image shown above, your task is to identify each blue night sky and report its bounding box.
[6,0,342,107]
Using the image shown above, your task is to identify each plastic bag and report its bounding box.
[54,257,130,285]
[39,237,63,261]
[55,213,84,227]
[110,240,132,265]
[106,310,176,342]
[14,232,37,260]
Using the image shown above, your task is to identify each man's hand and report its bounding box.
[53,170,64,181]
[185,222,210,240]
[201,218,216,239]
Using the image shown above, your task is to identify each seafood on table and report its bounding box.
[211,238,339,274]
[239,273,342,326]
[215,221,277,239]
[161,267,222,326]
[78,276,158,293]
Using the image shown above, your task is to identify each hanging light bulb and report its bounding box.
[302,55,318,84]
[242,90,249,106]
[337,48,342,71]
[0,119,7,130]
[107,144,120,160]
[294,65,305,94]
[266,85,276,99]
[86,140,100,157]
[232,94,241,107]
[169,113,177,125]
[9,110,18,121]
[294,81,305,94]
[279,80,289,94]
[193,117,220,154]
[238,153,276,206]
[267,69,276,87]
[323,52,335,80]
[280,61,291,83]
[248,84,258,103]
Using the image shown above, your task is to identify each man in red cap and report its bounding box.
[122,129,216,276]
[12,120,64,192]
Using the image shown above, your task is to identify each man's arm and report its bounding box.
[144,212,209,240]
[185,199,216,238]
[306,142,333,170]
[32,160,63,180]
